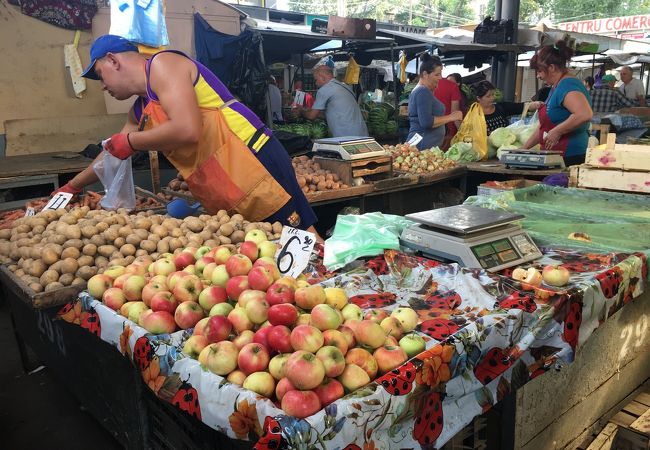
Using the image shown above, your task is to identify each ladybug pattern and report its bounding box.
[256,416,283,450]
[171,380,202,420]
[79,308,101,337]
[413,392,444,446]
[342,445,362,450]
[419,318,460,341]
[562,301,582,350]
[133,336,153,372]
[366,257,389,276]
[498,292,537,313]
[349,293,397,309]
[595,267,623,299]
[376,361,417,396]
[473,347,513,385]
[425,290,462,310]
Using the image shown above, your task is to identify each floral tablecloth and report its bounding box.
[56,247,647,449]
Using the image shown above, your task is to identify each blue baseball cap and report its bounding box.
[82,35,139,80]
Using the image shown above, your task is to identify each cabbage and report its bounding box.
[447,142,480,162]
[488,128,517,148]
[496,144,518,159]
[515,123,538,145]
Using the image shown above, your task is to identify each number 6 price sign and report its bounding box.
[276,227,316,278]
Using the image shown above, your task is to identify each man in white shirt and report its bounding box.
[268,76,284,122]
[618,66,646,106]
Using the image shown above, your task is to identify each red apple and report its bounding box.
[275,377,296,401]
[252,258,281,281]
[198,341,238,376]
[266,282,295,306]
[247,266,275,292]
[245,297,269,324]
[142,281,168,307]
[228,307,254,333]
[313,378,345,407]
[380,316,404,339]
[364,309,389,324]
[237,289,266,308]
[142,310,176,334]
[373,345,409,374]
[204,315,233,343]
[281,390,321,419]
[268,353,291,380]
[252,326,274,350]
[210,264,230,288]
[290,325,324,353]
[174,301,205,329]
[390,307,418,332]
[338,326,357,349]
[123,275,147,302]
[267,304,298,327]
[202,262,218,281]
[195,256,216,276]
[315,345,346,377]
[88,274,113,299]
[227,370,247,386]
[345,348,378,379]
[237,342,270,375]
[102,287,127,311]
[193,317,209,336]
[232,330,255,350]
[542,265,571,287]
[322,329,349,355]
[337,364,370,393]
[243,371,275,398]
[172,275,203,303]
[150,291,177,314]
[198,285,228,312]
[226,276,249,301]
[225,254,253,277]
[238,241,259,262]
[274,276,299,291]
[152,258,177,277]
[354,320,387,350]
[183,335,209,359]
[286,350,325,390]
[294,285,327,310]
[211,246,232,265]
[267,325,294,353]
[173,251,196,271]
[310,304,342,331]
[112,273,131,290]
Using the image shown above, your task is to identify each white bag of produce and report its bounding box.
[93,150,136,211]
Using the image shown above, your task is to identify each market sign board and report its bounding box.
[558,14,650,34]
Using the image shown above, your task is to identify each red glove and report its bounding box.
[51,181,82,197]
[105,133,135,160]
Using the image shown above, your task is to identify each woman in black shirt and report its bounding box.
[471,80,542,134]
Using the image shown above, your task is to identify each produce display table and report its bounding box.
[463,160,566,196]
[41,245,646,449]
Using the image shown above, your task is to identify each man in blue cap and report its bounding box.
[55,35,318,233]
[590,74,634,113]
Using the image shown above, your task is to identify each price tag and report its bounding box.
[24,207,36,217]
[293,90,306,107]
[43,192,73,210]
[275,227,316,278]
[407,133,423,146]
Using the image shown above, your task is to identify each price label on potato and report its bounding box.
[24,207,36,217]
[43,192,73,210]
[275,227,316,278]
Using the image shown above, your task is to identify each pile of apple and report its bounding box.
[87,232,427,418]
[512,264,571,288]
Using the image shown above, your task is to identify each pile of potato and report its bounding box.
[292,155,351,195]
[167,173,190,193]
[0,208,281,293]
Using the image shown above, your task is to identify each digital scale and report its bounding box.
[312,137,388,160]
[498,150,565,169]
[400,205,542,272]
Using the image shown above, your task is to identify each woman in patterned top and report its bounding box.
[471,80,543,135]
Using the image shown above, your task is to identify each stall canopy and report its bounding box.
[247,19,394,63]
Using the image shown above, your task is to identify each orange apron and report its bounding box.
[141,101,290,222]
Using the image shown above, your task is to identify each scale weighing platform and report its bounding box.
[400,205,542,272]
[312,136,388,160]
[498,150,565,169]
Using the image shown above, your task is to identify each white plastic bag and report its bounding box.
[93,150,136,211]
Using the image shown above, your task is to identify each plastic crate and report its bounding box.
[145,388,253,450]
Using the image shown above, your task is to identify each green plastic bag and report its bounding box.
[324,213,415,270]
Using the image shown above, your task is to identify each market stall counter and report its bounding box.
[463,160,567,196]
[47,243,646,449]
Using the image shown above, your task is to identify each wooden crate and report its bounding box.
[0,265,85,309]
[584,132,650,172]
[569,165,650,194]
[313,155,392,185]
[581,387,650,450]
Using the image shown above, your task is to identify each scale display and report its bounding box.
[312,137,387,160]
[498,150,565,169]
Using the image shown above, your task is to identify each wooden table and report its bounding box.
[0,152,93,178]
[463,160,566,196]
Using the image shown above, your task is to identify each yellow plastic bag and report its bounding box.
[451,102,488,159]
[344,57,360,85]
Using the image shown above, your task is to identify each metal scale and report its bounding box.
[312,136,387,160]
[498,150,565,169]
[400,205,542,272]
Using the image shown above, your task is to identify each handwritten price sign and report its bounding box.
[276,227,316,278]
[43,192,73,210]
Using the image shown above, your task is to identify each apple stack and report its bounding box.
[185,279,426,418]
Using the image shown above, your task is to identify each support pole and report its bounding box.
[497,0,519,101]
[258,37,273,127]
[391,43,399,114]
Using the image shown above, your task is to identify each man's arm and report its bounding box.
[127,52,202,152]
[299,107,325,120]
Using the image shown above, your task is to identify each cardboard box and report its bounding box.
[477,179,539,196]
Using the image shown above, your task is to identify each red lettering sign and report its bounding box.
[558,15,650,34]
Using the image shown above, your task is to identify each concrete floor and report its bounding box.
[0,302,122,450]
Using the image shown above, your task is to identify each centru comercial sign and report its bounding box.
[558,14,650,34]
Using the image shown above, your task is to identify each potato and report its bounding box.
[218,235,231,245]
[61,247,81,260]
[78,255,94,267]
[118,226,134,238]
[124,255,136,264]
[63,239,83,250]
[44,282,64,292]
[48,234,67,245]
[59,273,74,286]
[82,243,97,257]
[218,223,234,237]
[72,277,85,286]
[151,225,168,238]
[98,245,117,258]
[103,228,119,242]
[80,225,98,239]
[90,235,106,247]
[15,269,25,277]
[135,249,148,257]
[134,217,152,230]
[114,237,126,249]
[157,240,170,254]
[231,214,244,223]
[40,269,59,285]
[184,217,205,233]
[230,230,245,244]
[29,282,44,293]
[0,229,11,239]
[49,261,63,273]
[60,257,79,275]
[29,260,47,278]
[134,229,149,240]
[76,266,97,280]
[272,222,283,234]
[140,240,156,253]
[126,235,141,247]
[94,256,109,268]
[120,243,136,257]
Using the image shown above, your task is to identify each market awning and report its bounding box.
[249,20,394,63]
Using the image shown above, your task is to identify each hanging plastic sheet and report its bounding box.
[109,0,169,48]
[8,0,97,29]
